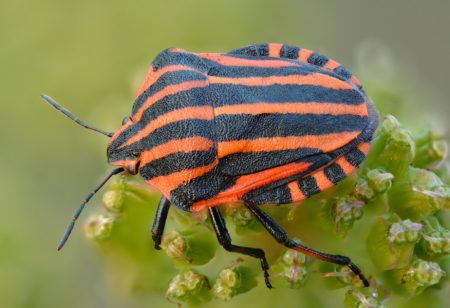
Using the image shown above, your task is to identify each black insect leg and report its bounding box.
[151,196,171,250]
[208,206,272,288]
[245,203,370,287]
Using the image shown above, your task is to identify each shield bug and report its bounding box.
[42,43,378,288]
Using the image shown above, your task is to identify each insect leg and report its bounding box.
[151,196,171,250]
[246,203,370,287]
[208,206,272,288]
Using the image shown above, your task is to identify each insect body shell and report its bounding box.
[107,43,378,212]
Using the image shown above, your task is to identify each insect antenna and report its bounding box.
[40,93,114,137]
[57,167,124,250]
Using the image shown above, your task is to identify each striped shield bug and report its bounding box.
[42,43,378,288]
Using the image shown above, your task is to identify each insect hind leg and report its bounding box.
[208,206,272,288]
[245,203,370,287]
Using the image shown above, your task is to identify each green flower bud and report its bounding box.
[110,174,155,200]
[336,266,366,287]
[212,265,257,301]
[162,231,188,262]
[422,232,450,257]
[85,214,117,241]
[362,115,401,168]
[224,203,261,233]
[381,115,401,135]
[366,216,421,271]
[320,262,367,288]
[416,140,448,168]
[377,128,415,177]
[388,167,450,220]
[344,289,386,308]
[391,259,445,296]
[102,190,125,213]
[413,128,448,169]
[366,169,394,194]
[353,179,375,201]
[419,217,450,257]
[387,219,422,245]
[270,248,308,289]
[161,226,216,267]
[166,270,211,305]
[331,197,365,235]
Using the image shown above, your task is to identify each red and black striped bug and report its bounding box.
[42,43,378,288]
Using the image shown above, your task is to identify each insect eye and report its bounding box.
[122,116,131,125]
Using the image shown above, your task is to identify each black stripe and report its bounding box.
[307,52,329,67]
[118,119,214,154]
[132,70,207,115]
[280,44,300,59]
[140,149,217,179]
[324,163,346,184]
[109,125,139,151]
[344,147,366,167]
[298,176,321,197]
[214,113,368,141]
[245,184,292,205]
[169,167,235,211]
[228,44,269,57]
[107,145,137,164]
[219,148,322,176]
[333,65,353,80]
[152,49,212,72]
[209,84,365,106]
[137,87,210,124]
[207,64,336,78]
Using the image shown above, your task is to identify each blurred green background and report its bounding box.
[0,1,449,307]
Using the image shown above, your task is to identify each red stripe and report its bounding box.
[268,43,283,57]
[133,80,208,122]
[335,153,357,175]
[312,170,334,191]
[357,142,371,155]
[121,106,214,148]
[214,102,368,117]
[288,181,306,201]
[298,49,314,62]
[148,158,219,194]
[323,59,341,71]
[349,76,362,87]
[136,65,201,98]
[208,74,353,90]
[108,120,132,146]
[140,137,215,166]
[217,132,361,158]
[198,53,300,68]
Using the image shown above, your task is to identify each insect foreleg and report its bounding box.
[151,196,171,250]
